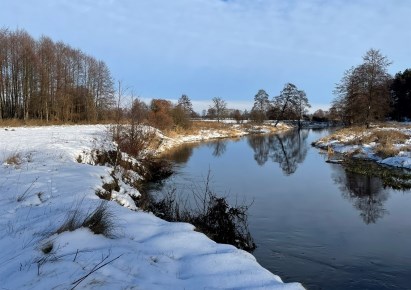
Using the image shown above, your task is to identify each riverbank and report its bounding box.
[152,120,293,154]
[0,125,303,289]
[313,123,411,169]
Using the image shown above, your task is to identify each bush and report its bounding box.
[171,106,191,129]
[139,172,256,252]
[116,125,156,158]
[147,99,174,131]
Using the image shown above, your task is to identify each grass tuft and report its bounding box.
[3,152,22,167]
[56,201,116,238]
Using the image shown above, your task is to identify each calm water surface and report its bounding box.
[150,129,411,290]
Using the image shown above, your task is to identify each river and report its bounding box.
[148,128,411,290]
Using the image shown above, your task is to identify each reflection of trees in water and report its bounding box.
[247,135,270,165]
[207,140,227,157]
[247,130,309,175]
[271,130,309,175]
[332,165,389,224]
[167,145,194,164]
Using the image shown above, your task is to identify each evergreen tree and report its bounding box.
[390,69,411,121]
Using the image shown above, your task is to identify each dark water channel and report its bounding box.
[149,129,411,290]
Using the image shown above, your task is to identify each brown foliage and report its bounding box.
[147,99,174,130]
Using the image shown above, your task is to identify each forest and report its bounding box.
[0,28,114,122]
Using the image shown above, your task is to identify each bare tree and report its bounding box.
[293,89,311,128]
[173,94,193,128]
[251,89,270,123]
[210,97,227,123]
[273,83,310,127]
[0,28,114,122]
[334,49,392,127]
[177,94,194,116]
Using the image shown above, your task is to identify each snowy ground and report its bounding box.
[0,125,303,290]
[314,125,411,169]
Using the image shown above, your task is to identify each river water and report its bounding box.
[149,129,411,290]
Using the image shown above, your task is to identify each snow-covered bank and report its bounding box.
[154,122,292,154]
[313,125,411,169]
[0,125,303,289]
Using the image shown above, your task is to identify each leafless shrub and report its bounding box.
[141,171,256,252]
[114,125,156,158]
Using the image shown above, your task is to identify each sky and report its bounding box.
[1,0,411,113]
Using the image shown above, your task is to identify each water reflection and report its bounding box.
[207,140,227,157]
[331,165,389,224]
[247,135,270,165]
[247,130,309,175]
[165,144,193,164]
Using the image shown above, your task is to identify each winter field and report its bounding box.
[0,125,303,290]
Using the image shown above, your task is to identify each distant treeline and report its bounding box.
[0,28,114,122]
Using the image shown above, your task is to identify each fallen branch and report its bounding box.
[70,252,122,289]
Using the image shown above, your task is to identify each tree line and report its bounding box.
[204,84,311,127]
[0,28,114,122]
[7,29,409,128]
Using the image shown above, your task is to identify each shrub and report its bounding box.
[171,106,191,129]
[112,124,156,159]
[139,172,256,252]
[147,99,174,131]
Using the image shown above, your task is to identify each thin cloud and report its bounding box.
[1,0,410,108]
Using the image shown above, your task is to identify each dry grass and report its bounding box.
[3,152,22,166]
[364,129,408,144]
[321,125,411,158]
[375,144,401,158]
[353,128,410,158]
[319,126,366,143]
[56,201,116,238]
[164,121,229,137]
[324,126,409,145]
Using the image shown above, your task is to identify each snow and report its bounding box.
[380,156,411,168]
[314,126,411,170]
[155,122,291,154]
[0,125,303,290]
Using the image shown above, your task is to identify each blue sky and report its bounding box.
[2,0,410,113]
